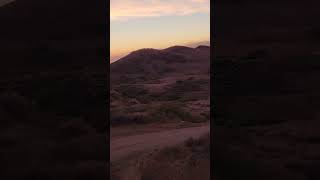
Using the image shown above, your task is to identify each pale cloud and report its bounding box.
[185,40,210,47]
[111,0,209,21]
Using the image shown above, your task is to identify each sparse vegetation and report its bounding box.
[110,113,148,126]
[135,134,210,180]
[148,103,195,122]
[110,45,210,127]
[109,46,210,180]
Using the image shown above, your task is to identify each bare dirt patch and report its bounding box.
[111,134,210,180]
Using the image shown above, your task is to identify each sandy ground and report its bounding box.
[110,124,210,162]
[111,122,208,138]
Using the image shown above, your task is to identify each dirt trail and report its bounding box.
[110,125,210,162]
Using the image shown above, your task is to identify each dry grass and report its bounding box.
[111,134,209,180]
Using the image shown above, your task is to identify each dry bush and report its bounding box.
[139,135,210,180]
[110,112,148,126]
[148,103,196,123]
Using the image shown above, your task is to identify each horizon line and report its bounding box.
[110,43,210,64]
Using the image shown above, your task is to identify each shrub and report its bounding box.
[110,112,148,126]
[157,146,187,161]
[200,111,210,120]
[184,134,210,155]
[116,85,147,98]
[115,85,153,103]
[149,104,195,122]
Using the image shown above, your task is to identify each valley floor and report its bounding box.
[111,122,209,138]
[110,123,210,180]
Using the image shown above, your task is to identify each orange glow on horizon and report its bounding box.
[110,0,210,62]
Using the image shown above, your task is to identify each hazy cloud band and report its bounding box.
[111,0,209,21]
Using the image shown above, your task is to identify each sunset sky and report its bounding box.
[110,0,210,62]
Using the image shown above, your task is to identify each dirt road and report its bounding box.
[110,125,210,162]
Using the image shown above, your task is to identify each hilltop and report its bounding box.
[110,45,210,127]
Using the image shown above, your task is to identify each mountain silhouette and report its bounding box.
[111,45,210,82]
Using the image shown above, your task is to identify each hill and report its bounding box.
[110,45,210,126]
[111,45,210,83]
